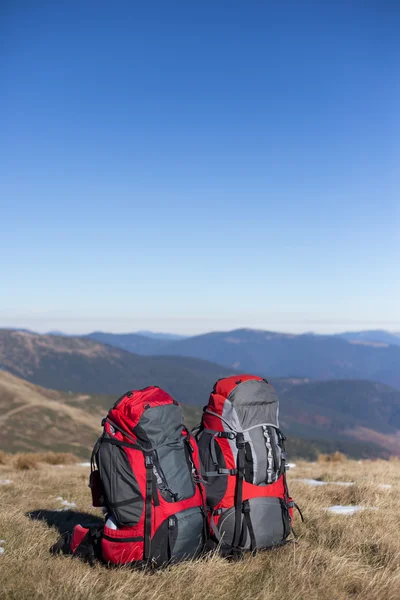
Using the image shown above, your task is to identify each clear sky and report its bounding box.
[1,1,399,335]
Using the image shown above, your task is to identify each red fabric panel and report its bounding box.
[107,387,177,435]
[215,473,286,510]
[214,374,264,398]
[70,525,89,554]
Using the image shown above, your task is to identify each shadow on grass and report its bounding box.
[27,509,103,535]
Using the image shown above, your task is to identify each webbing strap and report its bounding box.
[209,516,223,543]
[232,433,245,549]
[143,454,153,561]
[90,436,101,473]
[101,437,142,450]
[184,434,208,541]
[210,434,219,468]
[242,500,256,552]
[292,502,305,522]
[205,468,237,477]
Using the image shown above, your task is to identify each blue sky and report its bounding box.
[1,1,399,334]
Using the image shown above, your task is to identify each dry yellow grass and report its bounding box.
[0,457,399,600]
[317,451,347,463]
[13,452,79,470]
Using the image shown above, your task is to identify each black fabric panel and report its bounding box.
[150,517,172,565]
[227,379,279,430]
[197,431,228,508]
[244,442,254,484]
[97,433,143,527]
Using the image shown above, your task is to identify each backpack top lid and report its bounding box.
[205,374,279,432]
[106,386,183,446]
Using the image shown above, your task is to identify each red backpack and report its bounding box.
[55,387,207,567]
[195,375,301,554]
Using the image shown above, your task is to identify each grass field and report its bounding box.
[0,455,399,600]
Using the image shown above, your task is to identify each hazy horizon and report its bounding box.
[1,320,399,337]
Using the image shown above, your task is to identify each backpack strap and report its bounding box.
[242,500,256,552]
[143,453,154,561]
[232,432,245,549]
[183,429,209,543]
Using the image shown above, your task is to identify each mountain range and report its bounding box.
[1,369,398,460]
[1,329,400,458]
[87,328,400,389]
[0,329,231,405]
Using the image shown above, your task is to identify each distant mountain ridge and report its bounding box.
[8,326,399,389]
[4,327,400,388]
[0,329,233,405]
[85,331,171,354]
[136,331,188,341]
[336,330,400,347]
[1,370,398,460]
[132,328,400,389]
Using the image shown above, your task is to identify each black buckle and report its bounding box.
[218,432,236,440]
[236,432,245,449]
[145,455,153,468]
[242,502,251,514]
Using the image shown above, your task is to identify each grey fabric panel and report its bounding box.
[246,497,288,548]
[248,427,267,484]
[98,436,143,526]
[220,402,241,464]
[217,497,288,549]
[221,401,243,432]
[217,506,242,548]
[138,404,194,501]
[248,426,282,484]
[227,380,279,430]
[172,507,204,560]
[156,441,195,501]
[136,404,183,446]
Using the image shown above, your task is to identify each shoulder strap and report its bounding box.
[232,432,245,549]
[143,453,154,561]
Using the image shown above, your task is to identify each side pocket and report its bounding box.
[101,525,144,565]
[197,432,228,508]
[217,496,289,550]
[89,470,103,507]
[98,437,144,526]
[151,507,205,565]
[280,499,292,540]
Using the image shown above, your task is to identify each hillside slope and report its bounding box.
[0,371,104,456]
[0,371,202,457]
[0,330,233,405]
[272,378,400,455]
